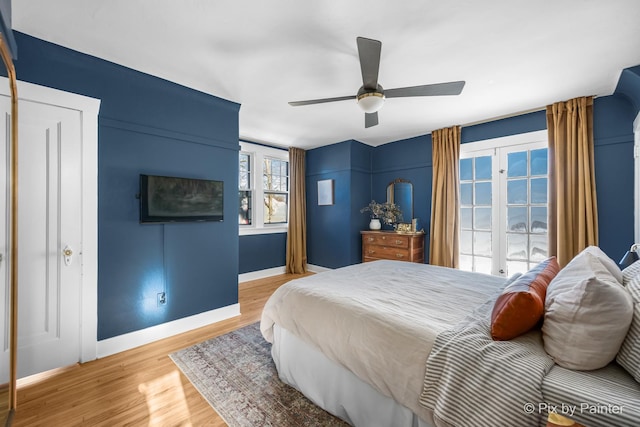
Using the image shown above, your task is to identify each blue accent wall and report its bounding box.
[10,32,241,340]
[372,134,433,247]
[306,140,372,268]
[591,94,636,258]
[239,233,287,274]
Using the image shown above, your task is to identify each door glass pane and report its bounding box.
[475,182,492,205]
[507,180,528,204]
[474,207,491,230]
[530,178,547,203]
[459,254,473,271]
[507,207,527,232]
[460,230,473,254]
[530,148,548,176]
[530,207,547,233]
[507,260,529,276]
[475,156,492,180]
[460,183,472,205]
[507,151,527,177]
[460,207,472,229]
[530,234,548,262]
[474,231,492,256]
[475,257,492,275]
[507,233,528,260]
[460,158,472,180]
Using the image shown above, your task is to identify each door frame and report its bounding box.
[634,111,640,244]
[0,77,100,364]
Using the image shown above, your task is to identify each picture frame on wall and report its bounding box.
[317,179,334,206]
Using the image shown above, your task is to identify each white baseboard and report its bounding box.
[307,264,333,273]
[96,303,240,358]
[239,264,333,283]
[239,266,287,282]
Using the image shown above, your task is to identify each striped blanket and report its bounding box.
[419,296,555,427]
[542,363,640,427]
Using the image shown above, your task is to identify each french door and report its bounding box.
[459,135,548,277]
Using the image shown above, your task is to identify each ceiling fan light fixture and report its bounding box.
[357,92,385,113]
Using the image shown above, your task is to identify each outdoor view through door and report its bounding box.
[459,134,548,277]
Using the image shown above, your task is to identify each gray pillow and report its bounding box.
[583,245,622,283]
[543,250,633,370]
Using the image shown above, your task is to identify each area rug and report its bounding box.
[170,323,349,426]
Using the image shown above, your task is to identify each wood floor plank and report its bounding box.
[12,272,312,426]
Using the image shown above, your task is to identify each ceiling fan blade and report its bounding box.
[365,112,379,128]
[357,37,382,90]
[385,81,466,98]
[288,95,355,106]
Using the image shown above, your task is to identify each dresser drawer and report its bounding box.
[363,245,411,260]
[363,234,409,248]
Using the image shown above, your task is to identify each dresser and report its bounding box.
[361,230,425,263]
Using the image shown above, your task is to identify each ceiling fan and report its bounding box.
[288,37,465,128]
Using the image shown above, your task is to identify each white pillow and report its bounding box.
[582,245,623,283]
[616,275,640,381]
[542,250,633,370]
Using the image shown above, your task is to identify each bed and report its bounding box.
[260,252,640,427]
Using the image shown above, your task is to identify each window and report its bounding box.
[239,152,252,225]
[239,142,289,234]
[262,157,289,224]
[459,130,548,277]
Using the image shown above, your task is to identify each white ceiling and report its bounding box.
[12,1,640,150]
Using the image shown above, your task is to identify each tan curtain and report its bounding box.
[429,126,461,268]
[546,96,598,267]
[286,147,307,273]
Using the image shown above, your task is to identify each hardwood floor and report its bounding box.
[12,272,312,427]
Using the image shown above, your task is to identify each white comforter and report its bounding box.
[260,260,506,420]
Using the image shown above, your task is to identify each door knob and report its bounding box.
[63,245,73,266]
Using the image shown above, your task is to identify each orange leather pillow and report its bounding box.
[491,257,559,341]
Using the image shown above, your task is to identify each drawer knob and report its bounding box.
[368,250,375,254]
[368,237,374,242]
[381,236,386,240]
[395,239,403,244]
[396,253,405,258]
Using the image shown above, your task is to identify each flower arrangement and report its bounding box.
[360,200,403,225]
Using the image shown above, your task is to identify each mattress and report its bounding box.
[260,260,506,420]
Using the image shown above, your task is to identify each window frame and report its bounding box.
[239,141,289,235]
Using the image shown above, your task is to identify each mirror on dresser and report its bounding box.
[386,178,413,223]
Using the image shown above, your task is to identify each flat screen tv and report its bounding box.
[140,174,224,223]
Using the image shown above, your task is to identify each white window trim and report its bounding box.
[239,141,289,236]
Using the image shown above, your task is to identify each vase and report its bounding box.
[369,218,381,230]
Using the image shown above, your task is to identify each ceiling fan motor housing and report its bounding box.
[357,84,385,113]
